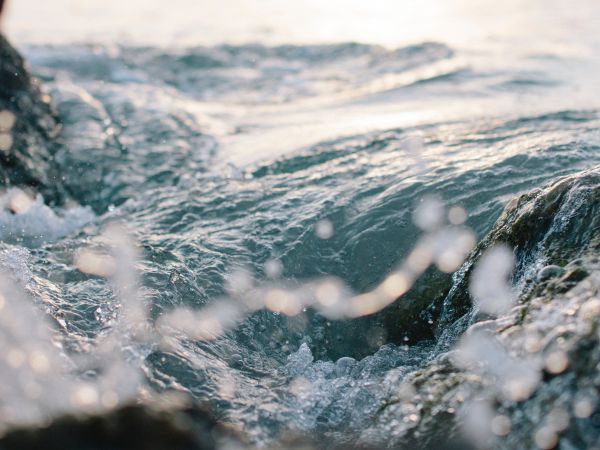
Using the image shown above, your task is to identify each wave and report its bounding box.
[2,34,600,448]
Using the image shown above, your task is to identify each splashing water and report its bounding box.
[2,2,600,446]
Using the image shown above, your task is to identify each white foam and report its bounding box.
[0,188,95,246]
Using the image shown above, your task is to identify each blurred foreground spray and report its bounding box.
[0,195,528,449]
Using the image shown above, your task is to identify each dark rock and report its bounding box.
[337,164,600,358]
[303,167,600,361]
[367,166,600,449]
[0,33,65,203]
[0,402,240,450]
[367,257,600,449]
[436,167,600,335]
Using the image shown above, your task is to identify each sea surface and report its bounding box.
[1,0,600,446]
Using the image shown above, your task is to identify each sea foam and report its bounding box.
[0,188,95,247]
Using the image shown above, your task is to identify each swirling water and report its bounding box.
[3,2,600,446]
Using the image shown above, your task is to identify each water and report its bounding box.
[2,1,600,447]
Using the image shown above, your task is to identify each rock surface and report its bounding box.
[0,401,241,450]
[0,33,65,204]
[363,167,600,449]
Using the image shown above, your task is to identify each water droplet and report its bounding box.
[315,219,334,239]
[448,206,467,225]
[71,384,99,407]
[264,258,283,279]
[29,351,50,373]
[0,133,13,152]
[534,426,558,449]
[491,415,511,436]
[0,110,16,131]
[6,349,26,368]
[101,390,119,408]
[75,250,116,277]
[574,396,595,418]
[7,189,34,214]
[413,196,444,231]
[545,351,568,374]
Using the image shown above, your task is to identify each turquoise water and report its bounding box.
[2,3,600,445]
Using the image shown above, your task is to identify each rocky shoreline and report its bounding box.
[0,32,599,449]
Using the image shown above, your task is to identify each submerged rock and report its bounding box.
[0,33,64,203]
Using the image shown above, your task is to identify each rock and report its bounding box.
[0,399,382,450]
[334,167,600,360]
[0,401,241,450]
[369,255,600,449]
[436,167,600,336]
[0,33,65,204]
[365,166,600,449]
[536,265,565,282]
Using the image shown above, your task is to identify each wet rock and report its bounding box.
[295,167,600,365]
[310,266,451,361]
[560,266,589,285]
[335,356,357,377]
[0,401,240,450]
[366,255,600,449]
[366,166,600,449]
[344,167,600,358]
[0,33,65,203]
[537,265,565,282]
[436,167,600,335]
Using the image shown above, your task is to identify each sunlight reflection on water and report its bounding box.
[5,0,600,52]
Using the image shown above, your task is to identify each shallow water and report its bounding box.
[2,1,600,446]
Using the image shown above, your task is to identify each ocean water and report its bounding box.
[2,0,600,447]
